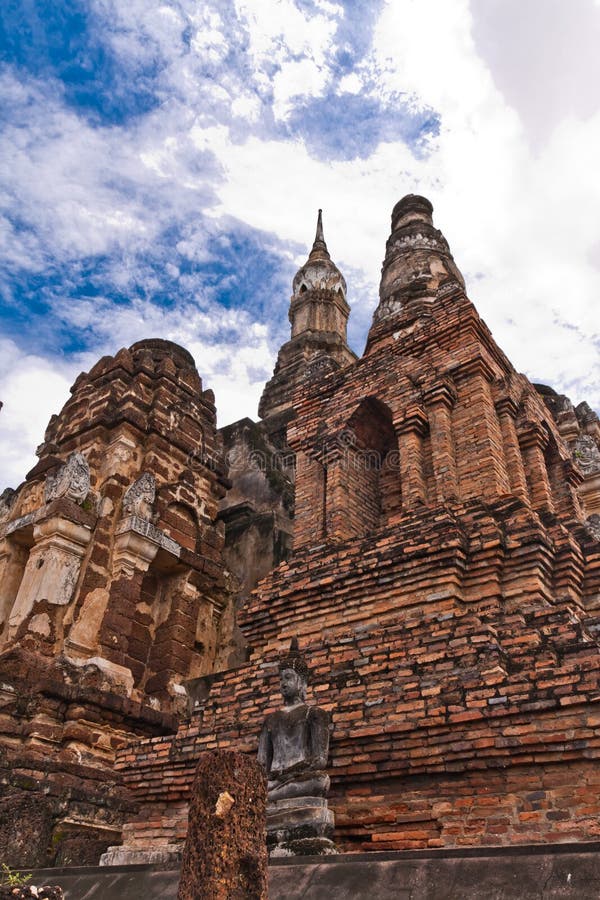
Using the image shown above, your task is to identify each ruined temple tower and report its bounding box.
[259,210,357,430]
[0,339,241,865]
[2,196,600,868]
[219,211,358,605]
[106,196,600,860]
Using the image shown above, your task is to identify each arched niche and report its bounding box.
[544,430,579,518]
[326,396,399,540]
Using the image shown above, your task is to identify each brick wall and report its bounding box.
[287,292,575,552]
[114,494,600,855]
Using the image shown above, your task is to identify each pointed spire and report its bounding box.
[259,208,357,420]
[290,208,347,301]
[315,210,324,243]
[309,208,330,260]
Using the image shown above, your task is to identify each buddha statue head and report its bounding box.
[278,637,309,704]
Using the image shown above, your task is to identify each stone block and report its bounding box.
[176,751,267,900]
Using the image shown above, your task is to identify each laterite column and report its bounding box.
[495,396,529,502]
[396,406,429,510]
[425,381,458,503]
[518,423,554,513]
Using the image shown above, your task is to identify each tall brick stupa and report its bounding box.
[109,196,600,860]
[259,210,357,425]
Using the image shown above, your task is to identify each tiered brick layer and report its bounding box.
[115,495,600,854]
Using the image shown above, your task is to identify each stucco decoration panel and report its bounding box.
[45,452,90,504]
[123,472,156,519]
[573,435,600,476]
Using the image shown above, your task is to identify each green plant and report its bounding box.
[0,863,32,887]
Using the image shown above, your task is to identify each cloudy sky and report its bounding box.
[1,0,599,488]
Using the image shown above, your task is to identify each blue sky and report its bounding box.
[1,0,600,486]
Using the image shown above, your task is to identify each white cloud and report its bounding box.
[272,58,329,120]
[0,296,275,488]
[234,0,339,65]
[231,94,262,123]
[1,0,599,494]
[189,10,229,63]
[0,340,75,488]
[371,0,487,114]
[336,0,600,410]
[338,73,361,94]
[92,0,188,65]
[233,0,340,119]
[0,76,150,267]
[471,0,600,149]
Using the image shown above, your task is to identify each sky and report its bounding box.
[1,0,599,488]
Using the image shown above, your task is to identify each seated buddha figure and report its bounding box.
[257,638,332,803]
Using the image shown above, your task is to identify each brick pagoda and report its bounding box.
[106,195,600,860]
[0,339,242,865]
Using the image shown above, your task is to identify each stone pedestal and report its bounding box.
[267,796,337,857]
[100,844,182,867]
